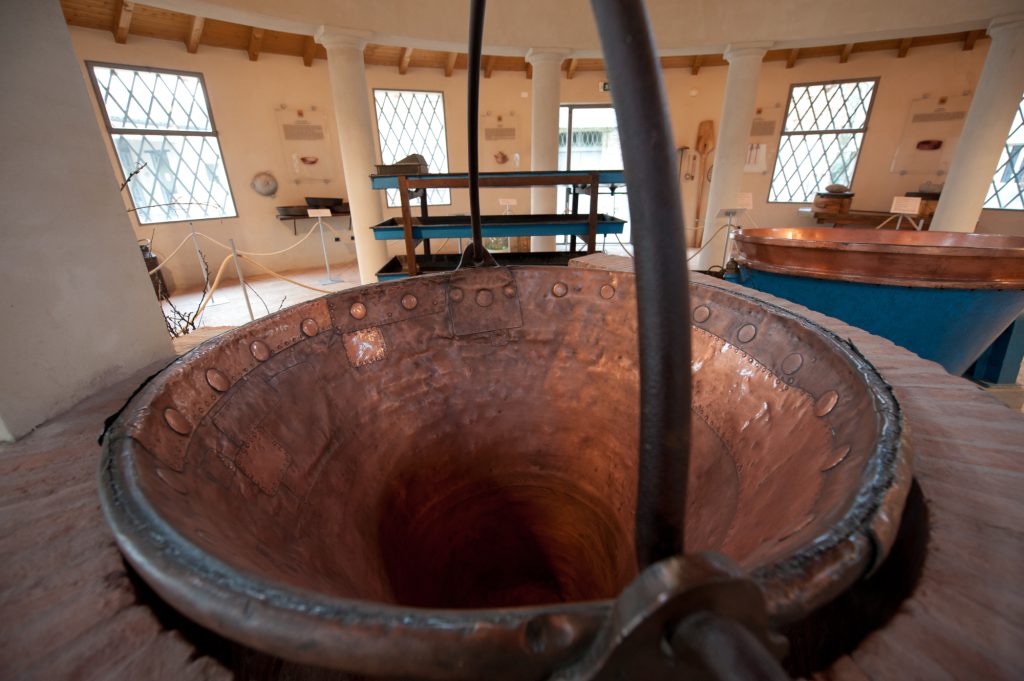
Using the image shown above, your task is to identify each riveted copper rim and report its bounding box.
[735,227,1024,289]
[99,266,908,679]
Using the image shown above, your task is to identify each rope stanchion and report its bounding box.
[182,254,233,333]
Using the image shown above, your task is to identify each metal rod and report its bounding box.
[670,613,790,681]
[228,238,255,322]
[316,217,334,284]
[466,0,486,263]
[590,0,692,568]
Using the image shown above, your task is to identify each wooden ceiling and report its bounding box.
[61,0,989,78]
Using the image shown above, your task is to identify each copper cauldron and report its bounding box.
[100,265,908,679]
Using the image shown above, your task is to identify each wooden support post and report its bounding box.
[566,58,579,80]
[399,47,413,75]
[785,48,799,69]
[186,16,204,53]
[525,62,533,79]
[483,55,496,78]
[963,30,983,50]
[302,36,317,66]
[587,173,599,254]
[398,175,418,277]
[445,52,457,77]
[898,37,912,58]
[839,43,854,64]
[248,28,264,62]
[691,55,704,76]
[113,0,134,44]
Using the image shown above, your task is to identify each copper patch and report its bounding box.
[236,426,290,496]
[301,318,319,337]
[250,340,271,362]
[205,368,230,392]
[343,328,388,367]
[163,408,191,435]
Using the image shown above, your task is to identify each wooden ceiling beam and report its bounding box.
[786,48,799,69]
[302,36,316,66]
[399,47,414,74]
[483,55,496,78]
[248,27,264,61]
[566,58,579,79]
[185,15,204,54]
[691,54,704,75]
[112,0,134,44]
[525,61,532,79]
[839,43,854,63]
[898,37,912,58]
[963,29,984,50]
[444,51,458,77]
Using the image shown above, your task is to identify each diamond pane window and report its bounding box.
[374,90,450,207]
[88,62,236,224]
[769,79,878,203]
[983,93,1024,210]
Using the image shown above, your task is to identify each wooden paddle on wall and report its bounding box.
[692,119,715,247]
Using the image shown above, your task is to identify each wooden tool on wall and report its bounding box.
[692,119,715,248]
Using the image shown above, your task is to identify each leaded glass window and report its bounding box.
[373,90,450,207]
[983,93,1024,210]
[88,62,236,224]
[769,79,878,203]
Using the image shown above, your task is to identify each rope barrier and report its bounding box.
[196,221,322,257]
[182,254,234,333]
[237,255,334,294]
[145,234,194,275]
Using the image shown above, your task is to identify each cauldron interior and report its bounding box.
[106,267,902,649]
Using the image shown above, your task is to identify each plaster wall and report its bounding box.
[0,2,174,441]
[67,27,1022,294]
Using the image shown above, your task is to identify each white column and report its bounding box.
[931,15,1024,233]
[527,48,569,252]
[316,27,389,284]
[694,42,772,270]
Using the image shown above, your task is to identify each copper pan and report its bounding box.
[734,228,1024,288]
[100,265,908,680]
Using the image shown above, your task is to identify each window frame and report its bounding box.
[767,77,880,205]
[85,60,238,225]
[372,87,452,208]
[983,93,1024,212]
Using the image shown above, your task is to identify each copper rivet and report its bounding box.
[250,340,270,362]
[781,352,803,375]
[156,467,188,494]
[823,444,852,471]
[401,294,418,310]
[205,368,230,392]
[164,407,191,435]
[737,324,757,343]
[349,302,367,320]
[503,284,516,298]
[301,318,319,337]
[476,289,494,307]
[815,390,840,417]
[599,284,615,299]
[692,305,711,323]
[450,287,464,302]
[552,282,568,298]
